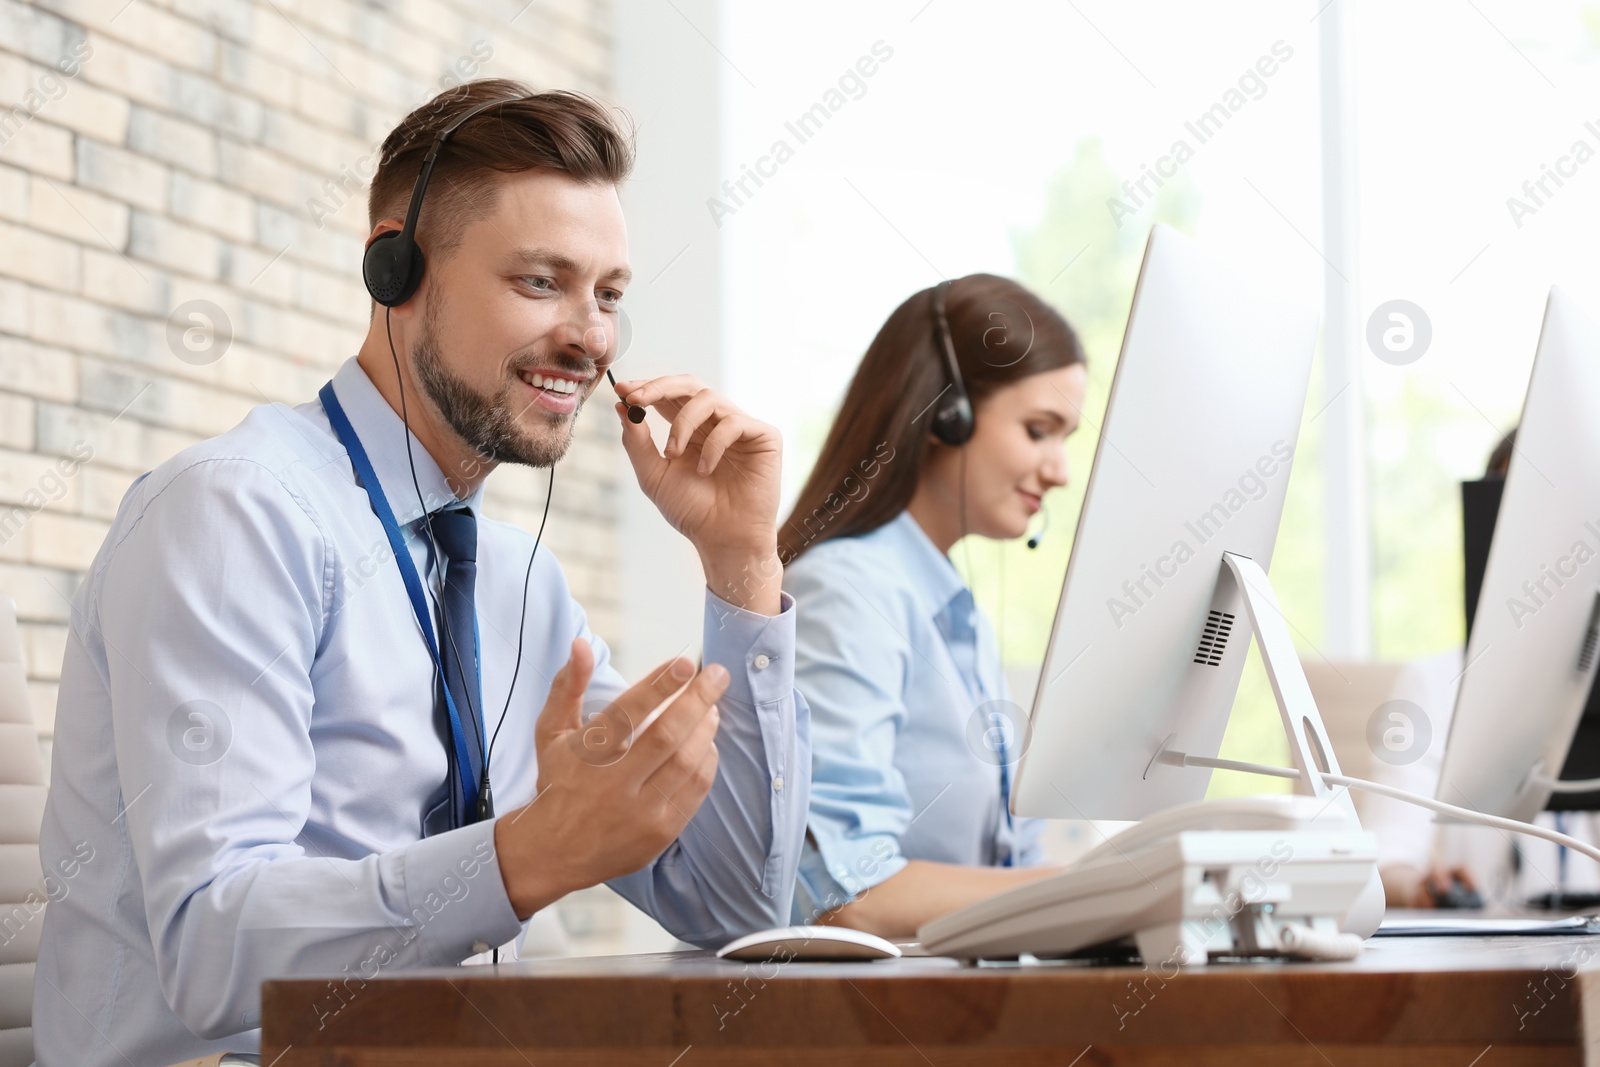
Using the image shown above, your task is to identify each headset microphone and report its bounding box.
[608,369,646,423]
[1027,503,1050,550]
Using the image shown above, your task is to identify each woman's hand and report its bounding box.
[1380,862,1480,908]
[819,860,1059,940]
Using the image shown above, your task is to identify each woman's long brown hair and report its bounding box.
[779,273,1085,565]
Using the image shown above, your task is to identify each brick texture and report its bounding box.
[0,0,622,755]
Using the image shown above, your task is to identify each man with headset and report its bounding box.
[33,81,809,1066]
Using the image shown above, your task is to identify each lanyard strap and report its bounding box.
[991,704,1015,867]
[320,382,481,815]
[998,756,1015,867]
[970,634,1016,866]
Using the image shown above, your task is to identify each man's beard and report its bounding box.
[411,308,585,470]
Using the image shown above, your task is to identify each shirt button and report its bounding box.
[471,941,491,955]
[753,653,771,670]
[773,775,784,791]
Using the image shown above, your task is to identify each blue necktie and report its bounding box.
[421,506,487,835]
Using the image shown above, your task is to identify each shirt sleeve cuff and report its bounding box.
[703,588,796,712]
[401,818,525,966]
[793,826,909,920]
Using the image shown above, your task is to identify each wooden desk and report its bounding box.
[263,934,1600,1065]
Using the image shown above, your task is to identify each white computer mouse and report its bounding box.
[716,925,902,962]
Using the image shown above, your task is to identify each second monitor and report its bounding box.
[1011,223,1320,821]
[1436,287,1600,822]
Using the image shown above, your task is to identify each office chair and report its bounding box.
[0,596,49,1066]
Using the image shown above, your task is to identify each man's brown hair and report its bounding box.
[367,78,635,261]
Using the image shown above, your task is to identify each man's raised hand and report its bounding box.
[493,638,727,919]
[612,375,783,615]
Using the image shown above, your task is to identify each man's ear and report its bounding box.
[365,219,406,250]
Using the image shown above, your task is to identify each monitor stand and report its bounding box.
[1221,552,1361,822]
[1146,554,1365,819]
[1152,551,1385,939]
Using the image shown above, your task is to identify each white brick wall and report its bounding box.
[0,0,624,753]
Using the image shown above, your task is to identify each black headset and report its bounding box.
[929,280,975,446]
[363,95,524,308]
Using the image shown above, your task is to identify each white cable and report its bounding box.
[1170,752,1600,867]
[1539,776,1600,794]
[1275,923,1363,961]
[1186,754,1299,780]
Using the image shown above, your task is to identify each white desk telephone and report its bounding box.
[919,793,1383,966]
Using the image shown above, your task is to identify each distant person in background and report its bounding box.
[1367,647,1480,908]
[778,274,1086,938]
[1367,428,1600,908]
[1367,431,1509,908]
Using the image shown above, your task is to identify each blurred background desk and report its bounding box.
[263,934,1600,1065]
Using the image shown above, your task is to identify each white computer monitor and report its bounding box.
[1011,223,1320,820]
[1435,287,1600,822]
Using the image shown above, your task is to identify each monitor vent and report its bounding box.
[1582,596,1600,674]
[1193,610,1235,667]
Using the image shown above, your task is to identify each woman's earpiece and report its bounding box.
[929,280,975,446]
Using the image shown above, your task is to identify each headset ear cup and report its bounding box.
[932,393,975,446]
[363,230,426,307]
[928,279,975,447]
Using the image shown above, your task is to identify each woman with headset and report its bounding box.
[781,274,1087,938]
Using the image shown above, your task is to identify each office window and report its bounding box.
[724,1,1323,795]
[1358,1,1600,661]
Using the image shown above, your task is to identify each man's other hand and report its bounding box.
[494,637,727,919]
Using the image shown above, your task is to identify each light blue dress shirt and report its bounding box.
[784,510,1043,921]
[32,357,809,1067]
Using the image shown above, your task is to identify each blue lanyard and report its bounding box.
[968,636,1015,868]
[320,382,481,817]
[994,710,1014,867]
